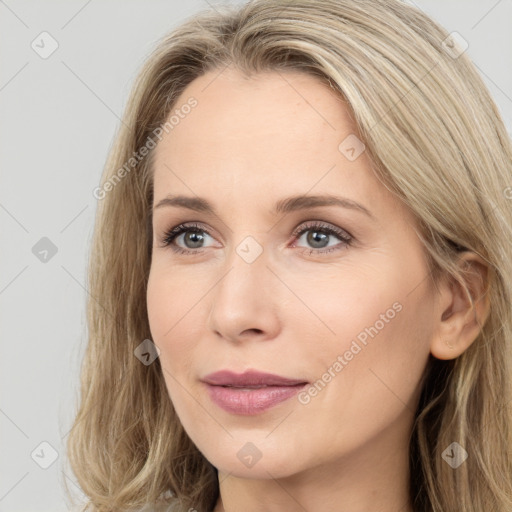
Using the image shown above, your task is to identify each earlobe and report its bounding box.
[430,252,491,361]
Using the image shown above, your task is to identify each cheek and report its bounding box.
[146,262,213,398]
[291,260,433,408]
[146,265,193,372]
[281,261,397,352]
[146,268,207,435]
[146,268,170,345]
[146,260,201,341]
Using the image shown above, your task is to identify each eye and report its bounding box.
[159,222,215,255]
[159,220,354,256]
[291,220,353,255]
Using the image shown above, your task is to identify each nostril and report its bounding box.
[241,328,263,335]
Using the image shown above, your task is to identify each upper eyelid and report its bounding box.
[293,220,352,237]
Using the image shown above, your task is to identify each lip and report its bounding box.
[201,370,308,415]
[201,369,307,387]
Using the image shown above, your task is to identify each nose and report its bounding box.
[207,244,282,344]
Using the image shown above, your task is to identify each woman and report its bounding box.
[66,0,512,511]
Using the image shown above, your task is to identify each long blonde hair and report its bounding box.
[65,1,512,510]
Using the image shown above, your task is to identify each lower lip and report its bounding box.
[204,383,307,415]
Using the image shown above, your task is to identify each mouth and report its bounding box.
[201,369,308,415]
[201,369,308,387]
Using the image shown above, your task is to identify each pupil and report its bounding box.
[185,231,204,248]
[307,230,328,248]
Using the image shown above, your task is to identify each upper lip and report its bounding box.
[201,369,308,387]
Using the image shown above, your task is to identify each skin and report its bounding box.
[146,67,490,512]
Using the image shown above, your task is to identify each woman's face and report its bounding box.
[147,68,438,480]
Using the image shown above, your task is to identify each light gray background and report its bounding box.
[1,1,511,510]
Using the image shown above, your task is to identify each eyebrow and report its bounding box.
[153,194,375,219]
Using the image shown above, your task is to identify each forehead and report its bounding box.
[154,70,358,173]
[150,68,408,225]
[154,68,357,160]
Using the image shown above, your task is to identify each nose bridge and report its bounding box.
[217,235,269,306]
[207,234,280,340]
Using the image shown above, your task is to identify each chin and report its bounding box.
[200,439,307,480]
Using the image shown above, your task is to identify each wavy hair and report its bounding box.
[65,1,512,510]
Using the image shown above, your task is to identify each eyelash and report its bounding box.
[159,220,353,257]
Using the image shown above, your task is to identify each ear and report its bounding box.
[430,252,491,360]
